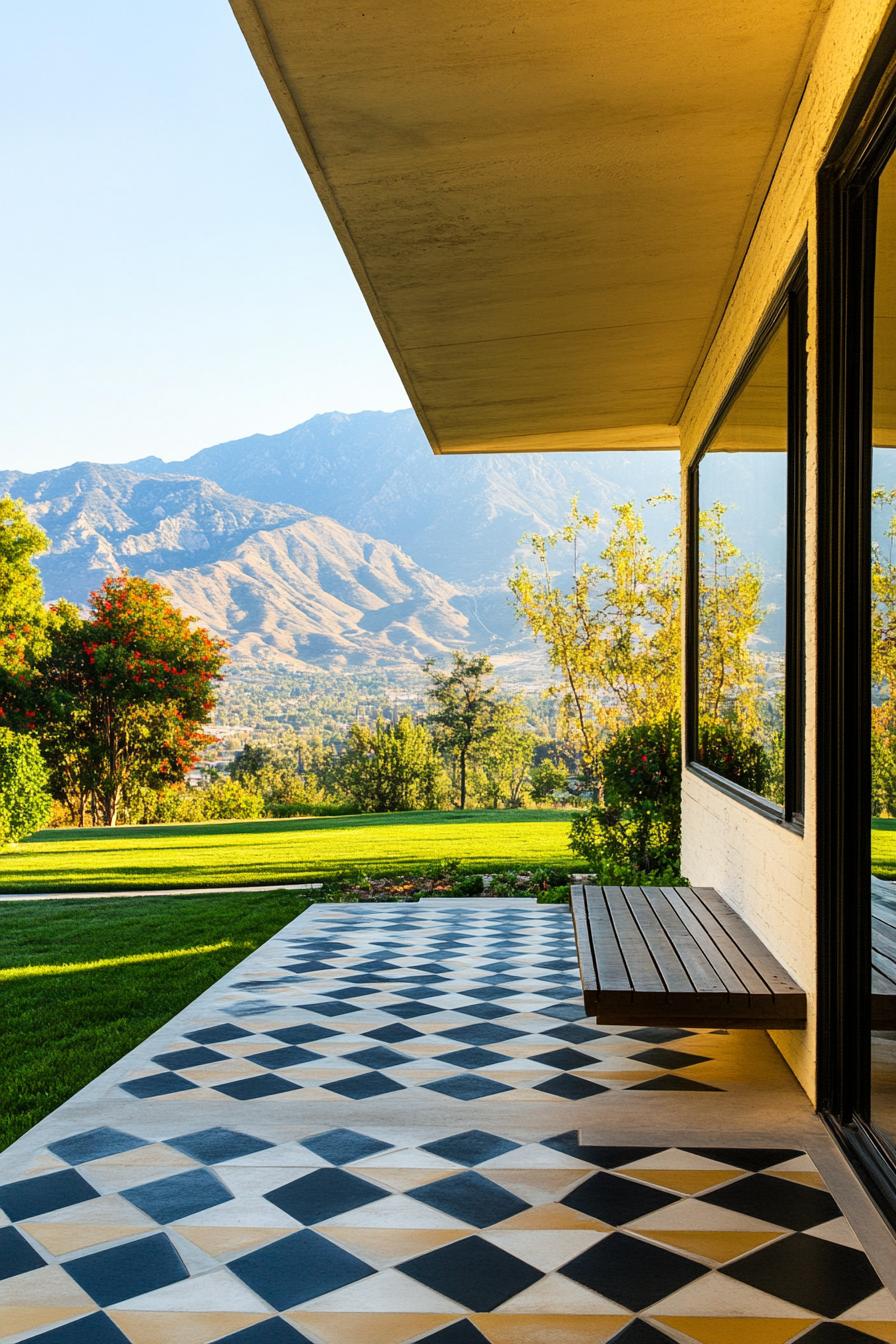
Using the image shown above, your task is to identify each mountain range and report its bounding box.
[1,410,680,672]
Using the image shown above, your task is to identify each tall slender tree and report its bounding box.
[425,652,498,809]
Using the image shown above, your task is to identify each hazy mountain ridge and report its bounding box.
[1,410,682,672]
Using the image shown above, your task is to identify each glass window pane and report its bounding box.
[696,318,788,806]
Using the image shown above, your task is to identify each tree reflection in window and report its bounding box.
[695,317,789,807]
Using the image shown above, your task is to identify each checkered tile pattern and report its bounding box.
[2,1126,895,1342]
[119,906,723,1103]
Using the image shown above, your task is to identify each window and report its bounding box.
[687,257,807,822]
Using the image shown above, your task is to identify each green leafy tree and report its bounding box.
[509,498,679,789]
[469,699,536,808]
[0,726,51,846]
[6,574,227,826]
[0,496,50,677]
[334,715,448,813]
[873,487,896,814]
[425,652,499,809]
[529,757,569,803]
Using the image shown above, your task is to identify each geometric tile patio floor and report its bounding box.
[2,900,896,1343]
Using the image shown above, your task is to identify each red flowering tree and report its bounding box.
[3,575,227,826]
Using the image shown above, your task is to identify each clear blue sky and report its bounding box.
[0,2,409,472]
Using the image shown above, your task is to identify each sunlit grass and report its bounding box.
[874,818,896,879]
[0,939,245,982]
[0,809,577,893]
[0,889,310,1151]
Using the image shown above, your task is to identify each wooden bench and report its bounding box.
[570,884,807,1029]
[872,885,896,1029]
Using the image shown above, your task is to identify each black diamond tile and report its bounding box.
[300,1128,392,1165]
[531,1047,597,1071]
[438,1023,525,1046]
[20,1315,131,1343]
[302,1000,357,1017]
[543,1136,660,1169]
[266,1025,341,1046]
[621,1027,694,1044]
[363,1024,423,1043]
[392,986,439,1000]
[167,1126,275,1165]
[214,1075,300,1100]
[344,1046,413,1070]
[607,1322,680,1343]
[562,1171,678,1224]
[417,1322,490,1343]
[539,1003,587,1020]
[794,1327,895,1343]
[543,1024,609,1044]
[630,1047,711,1070]
[49,1127,147,1166]
[325,987,375,999]
[437,1047,511,1070]
[453,1003,515,1020]
[422,1130,520,1167]
[229,1228,374,1310]
[533,1074,608,1100]
[560,1230,706,1310]
[324,1071,404,1100]
[385,1001,440,1019]
[120,1071,198,1099]
[246,1046,319,1069]
[0,1168,98,1221]
[686,1147,803,1172]
[408,1171,528,1227]
[699,1173,840,1230]
[400,1234,542,1311]
[0,1225,46,1280]
[265,1168,387,1224]
[461,987,519,1001]
[212,1320,314,1344]
[627,1075,720,1093]
[723,1230,882,1316]
[151,1046,227,1070]
[425,1074,512,1100]
[63,1231,189,1307]
[122,1167,233,1224]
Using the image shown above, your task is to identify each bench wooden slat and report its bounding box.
[571,883,806,1029]
[604,886,665,993]
[582,886,632,998]
[622,887,696,995]
[643,887,731,1000]
[658,886,750,1004]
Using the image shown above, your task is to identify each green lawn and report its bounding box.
[0,889,312,1151]
[0,808,577,893]
[874,818,896,879]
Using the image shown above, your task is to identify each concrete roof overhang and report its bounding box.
[230,0,830,455]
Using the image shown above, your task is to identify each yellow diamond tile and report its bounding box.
[773,1170,827,1190]
[494,1203,610,1232]
[320,1226,468,1266]
[287,1311,458,1343]
[172,1225,287,1258]
[0,1305,90,1340]
[109,1312,270,1344]
[637,1229,784,1262]
[19,1221,153,1256]
[654,1317,818,1344]
[342,1167,450,1194]
[616,1167,743,1195]
[474,1315,630,1343]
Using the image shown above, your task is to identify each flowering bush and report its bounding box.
[570,715,682,881]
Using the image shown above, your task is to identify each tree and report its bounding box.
[5,574,227,826]
[469,699,535,808]
[334,715,448,813]
[0,495,50,676]
[509,498,679,790]
[530,757,569,803]
[425,652,499,809]
[0,726,51,846]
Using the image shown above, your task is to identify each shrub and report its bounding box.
[695,719,771,797]
[0,728,51,846]
[570,715,682,882]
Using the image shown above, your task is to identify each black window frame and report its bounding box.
[817,29,896,1227]
[685,247,808,830]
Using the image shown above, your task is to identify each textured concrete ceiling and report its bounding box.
[231,0,829,454]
